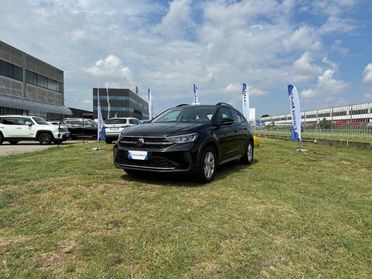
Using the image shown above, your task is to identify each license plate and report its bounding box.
[128,150,148,160]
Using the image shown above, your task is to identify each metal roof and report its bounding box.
[0,94,72,115]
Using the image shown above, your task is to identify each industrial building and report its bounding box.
[93,88,148,120]
[261,102,372,128]
[0,41,71,120]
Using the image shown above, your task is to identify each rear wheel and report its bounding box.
[38,133,52,145]
[105,138,113,144]
[241,140,254,164]
[9,141,19,145]
[194,147,217,183]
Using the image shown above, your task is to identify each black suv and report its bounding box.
[113,103,254,182]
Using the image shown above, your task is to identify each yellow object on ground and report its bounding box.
[253,135,259,146]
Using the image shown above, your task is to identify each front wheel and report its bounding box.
[38,133,52,145]
[194,147,217,183]
[0,133,3,145]
[9,141,19,145]
[241,140,254,164]
[105,138,113,144]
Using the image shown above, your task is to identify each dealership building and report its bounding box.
[0,41,71,120]
[93,88,148,120]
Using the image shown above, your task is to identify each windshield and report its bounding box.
[152,106,216,123]
[32,116,50,125]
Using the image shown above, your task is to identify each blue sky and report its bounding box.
[1,0,371,117]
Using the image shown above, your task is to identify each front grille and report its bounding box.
[119,136,173,149]
[115,150,192,170]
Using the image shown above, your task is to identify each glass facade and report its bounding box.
[93,88,148,120]
[25,70,62,93]
[0,59,23,81]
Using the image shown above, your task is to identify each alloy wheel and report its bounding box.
[203,151,215,179]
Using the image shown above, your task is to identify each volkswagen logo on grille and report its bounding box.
[137,138,145,147]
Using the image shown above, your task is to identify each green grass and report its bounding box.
[0,139,371,278]
[256,129,372,142]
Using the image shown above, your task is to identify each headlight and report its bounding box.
[166,133,198,144]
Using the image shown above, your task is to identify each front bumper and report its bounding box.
[113,140,198,172]
[54,132,70,141]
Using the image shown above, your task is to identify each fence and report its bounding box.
[254,125,372,143]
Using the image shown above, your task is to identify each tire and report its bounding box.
[38,133,52,145]
[0,133,3,145]
[9,141,19,145]
[194,147,217,183]
[105,138,113,144]
[241,140,254,164]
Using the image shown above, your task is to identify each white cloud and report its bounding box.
[363,88,372,99]
[363,63,372,82]
[301,68,347,99]
[284,26,322,51]
[301,89,317,98]
[225,82,267,98]
[320,16,356,34]
[66,30,88,42]
[84,55,132,81]
[154,0,194,38]
[225,82,241,95]
[331,40,349,55]
[318,69,347,93]
[0,0,366,115]
[293,52,322,82]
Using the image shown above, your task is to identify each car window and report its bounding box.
[65,120,83,125]
[152,106,216,123]
[1,117,30,125]
[106,118,127,124]
[83,119,96,127]
[216,107,233,122]
[230,109,242,123]
[32,116,49,125]
[129,119,139,124]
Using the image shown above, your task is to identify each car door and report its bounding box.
[0,117,23,137]
[230,109,249,155]
[214,107,237,162]
[17,117,36,138]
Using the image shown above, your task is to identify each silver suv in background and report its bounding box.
[105,117,140,144]
[0,115,70,145]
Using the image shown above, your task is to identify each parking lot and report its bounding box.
[0,140,83,156]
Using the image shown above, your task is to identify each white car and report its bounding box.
[105,117,140,144]
[0,115,70,145]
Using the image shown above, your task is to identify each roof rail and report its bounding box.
[216,102,233,108]
[176,104,189,107]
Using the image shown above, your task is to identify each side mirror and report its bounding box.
[25,121,33,126]
[218,118,234,125]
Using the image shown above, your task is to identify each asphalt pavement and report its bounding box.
[0,140,79,156]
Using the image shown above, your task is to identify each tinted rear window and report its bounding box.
[129,119,139,124]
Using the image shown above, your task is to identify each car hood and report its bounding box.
[122,122,208,137]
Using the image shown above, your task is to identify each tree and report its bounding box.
[319,118,332,129]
